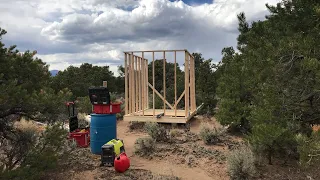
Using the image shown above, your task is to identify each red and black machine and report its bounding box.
[88,87,121,114]
[66,101,90,148]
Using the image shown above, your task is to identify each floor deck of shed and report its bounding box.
[123,109,195,124]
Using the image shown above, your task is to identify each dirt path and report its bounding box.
[116,120,218,180]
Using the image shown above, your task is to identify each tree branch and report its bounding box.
[0,107,24,119]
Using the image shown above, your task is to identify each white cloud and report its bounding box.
[0,0,281,76]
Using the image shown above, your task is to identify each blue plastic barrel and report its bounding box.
[90,113,117,154]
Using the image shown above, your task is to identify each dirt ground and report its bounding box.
[50,116,320,180]
[51,116,238,180]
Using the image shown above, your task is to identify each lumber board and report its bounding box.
[124,53,128,115]
[148,83,174,110]
[152,52,155,117]
[163,51,166,113]
[174,51,177,117]
[124,49,188,53]
[123,115,187,123]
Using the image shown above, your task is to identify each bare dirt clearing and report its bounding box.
[52,116,239,180]
[48,116,320,180]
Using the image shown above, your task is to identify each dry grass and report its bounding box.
[13,118,44,133]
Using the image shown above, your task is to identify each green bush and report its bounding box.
[227,145,256,180]
[199,123,226,145]
[144,122,168,142]
[76,96,92,114]
[0,123,72,180]
[246,123,297,165]
[134,137,156,157]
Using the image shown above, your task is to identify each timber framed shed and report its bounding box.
[123,49,201,124]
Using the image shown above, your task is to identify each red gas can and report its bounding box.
[114,153,130,173]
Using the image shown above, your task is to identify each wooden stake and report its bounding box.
[125,53,128,115]
[103,81,107,87]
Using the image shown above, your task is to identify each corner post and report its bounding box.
[184,50,190,118]
[124,53,128,115]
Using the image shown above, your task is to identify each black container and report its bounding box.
[100,144,115,167]
[88,87,111,105]
[69,116,78,132]
[67,102,78,132]
[100,139,125,167]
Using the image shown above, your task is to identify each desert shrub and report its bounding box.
[169,129,182,139]
[129,121,145,131]
[0,124,38,172]
[0,123,73,180]
[296,131,320,167]
[134,137,156,157]
[227,145,256,180]
[185,154,196,167]
[144,122,168,142]
[199,123,226,145]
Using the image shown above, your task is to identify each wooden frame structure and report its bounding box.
[123,49,198,123]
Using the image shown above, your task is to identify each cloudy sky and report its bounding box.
[0,0,280,76]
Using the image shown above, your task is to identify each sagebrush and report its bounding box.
[199,123,225,144]
[134,137,156,157]
[144,122,168,142]
[227,145,256,180]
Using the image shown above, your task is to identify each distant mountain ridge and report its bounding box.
[50,70,59,76]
